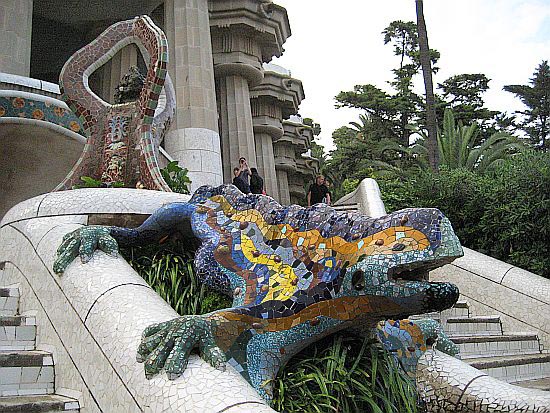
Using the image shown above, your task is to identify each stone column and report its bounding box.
[250,65,304,201]
[0,0,33,76]
[163,0,223,190]
[255,130,279,198]
[276,169,290,206]
[210,0,290,183]
[216,69,261,181]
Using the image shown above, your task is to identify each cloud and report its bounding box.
[271,0,550,151]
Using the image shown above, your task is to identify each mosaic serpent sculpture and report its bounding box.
[53,184,462,400]
[54,16,175,191]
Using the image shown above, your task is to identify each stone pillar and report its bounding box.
[210,0,290,183]
[216,70,260,181]
[255,131,279,197]
[0,0,33,76]
[276,169,290,206]
[163,0,222,190]
[276,117,314,206]
[250,65,304,201]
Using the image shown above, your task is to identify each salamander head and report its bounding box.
[339,208,462,318]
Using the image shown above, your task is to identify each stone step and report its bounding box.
[451,333,541,359]
[441,300,469,318]
[0,287,19,317]
[0,351,54,397]
[0,394,79,412]
[446,315,502,336]
[1,315,37,351]
[467,353,550,384]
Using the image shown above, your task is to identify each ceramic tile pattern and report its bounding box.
[416,350,550,412]
[2,186,549,412]
[376,318,460,375]
[0,95,83,135]
[53,184,462,400]
[55,16,174,192]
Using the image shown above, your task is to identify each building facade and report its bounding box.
[0,0,318,216]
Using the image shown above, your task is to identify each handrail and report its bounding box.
[0,189,276,412]
[333,178,386,218]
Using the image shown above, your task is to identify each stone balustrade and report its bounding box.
[0,189,277,412]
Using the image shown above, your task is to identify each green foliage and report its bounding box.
[378,151,550,278]
[335,20,441,147]
[504,60,550,151]
[438,74,500,127]
[120,240,231,315]
[479,151,550,276]
[73,176,124,189]
[272,334,423,413]
[341,178,360,197]
[161,161,192,194]
[413,110,525,173]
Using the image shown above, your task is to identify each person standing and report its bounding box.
[307,175,330,207]
[232,166,249,193]
[237,157,252,194]
[249,168,265,195]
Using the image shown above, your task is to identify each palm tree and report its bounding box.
[414,110,525,173]
[416,0,439,170]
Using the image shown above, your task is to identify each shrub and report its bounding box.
[272,334,423,413]
[120,240,230,315]
[161,161,192,194]
[379,151,550,278]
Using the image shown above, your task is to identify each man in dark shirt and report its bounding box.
[307,175,330,206]
[233,167,250,194]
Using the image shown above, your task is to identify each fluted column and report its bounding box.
[255,132,278,197]
[276,169,290,206]
[0,0,33,76]
[216,69,260,181]
[210,0,290,183]
[163,0,222,190]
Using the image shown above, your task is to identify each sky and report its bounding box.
[271,0,550,152]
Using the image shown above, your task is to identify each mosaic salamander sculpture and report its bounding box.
[53,185,462,400]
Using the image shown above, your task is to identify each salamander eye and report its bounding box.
[352,270,365,291]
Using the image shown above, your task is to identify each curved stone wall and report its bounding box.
[430,247,550,349]
[0,189,276,412]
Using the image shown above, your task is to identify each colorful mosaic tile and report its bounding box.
[54,184,463,400]
[55,16,174,191]
[376,318,460,375]
[0,96,83,135]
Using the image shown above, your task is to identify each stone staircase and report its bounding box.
[418,299,550,391]
[0,286,80,412]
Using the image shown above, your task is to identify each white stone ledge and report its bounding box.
[1,189,191,228]
[416,350,550,412]
[0,191,276,412]
[451,247,550,305]
[0,72,60,95]
[333,178,387,218]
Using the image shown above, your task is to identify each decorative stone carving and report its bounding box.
[54,16,175,191]
[54,184,462,401]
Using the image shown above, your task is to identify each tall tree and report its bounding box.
[415,0,438,170]
[438,74,500,126]
[335,20,439,147]
[504,60,550,151]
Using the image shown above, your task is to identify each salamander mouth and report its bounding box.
[387,262,445,284]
